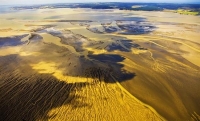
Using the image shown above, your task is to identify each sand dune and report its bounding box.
[0,41,164,121]
[0,8,200,121]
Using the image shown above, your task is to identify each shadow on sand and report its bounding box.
[0,51,135,121]
[88,54,136,83]
[0,55,89,121]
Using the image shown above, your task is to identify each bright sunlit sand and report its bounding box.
[0,4,200,121]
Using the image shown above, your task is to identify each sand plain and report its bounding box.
[0,8,200,121]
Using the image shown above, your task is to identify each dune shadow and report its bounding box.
[0,54,89,121]
[87,54,136,83]
[0,23,137,121]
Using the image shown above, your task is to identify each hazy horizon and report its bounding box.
[1,0,200,5]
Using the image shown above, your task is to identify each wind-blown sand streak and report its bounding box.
[0,8,200,121]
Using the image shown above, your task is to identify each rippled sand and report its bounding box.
[0,8,200,121]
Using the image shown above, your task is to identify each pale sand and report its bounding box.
[40,33,80,56]
[0,8,200,120]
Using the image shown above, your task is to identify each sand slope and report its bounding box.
[0,8,200,121]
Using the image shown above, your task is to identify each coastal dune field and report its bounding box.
[0,8,200,120]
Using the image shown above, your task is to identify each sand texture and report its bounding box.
[0,8,200,121]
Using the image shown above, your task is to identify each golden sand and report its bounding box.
[0,46,22,56]
[0,8,200,121]
[30,61,92,83]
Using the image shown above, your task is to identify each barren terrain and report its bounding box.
[0,8,200,121]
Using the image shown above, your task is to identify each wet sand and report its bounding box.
[0,8,200,120]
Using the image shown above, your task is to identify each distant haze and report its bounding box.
[0,0,200,5]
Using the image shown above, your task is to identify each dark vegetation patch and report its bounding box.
[12,3,200,14]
